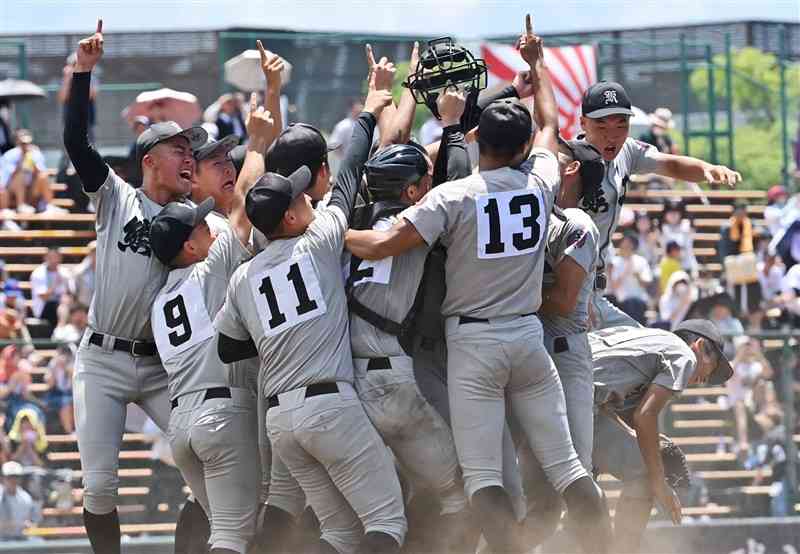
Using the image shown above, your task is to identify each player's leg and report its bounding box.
[445,319,519,553]
[192,393,260,554]
[168,398,212,554]
[294,388,407,553]
[592,294,641,330]
[506,318,611,554]
[266,398,363,554]
[592,411,654,552]
[73,349,129,554]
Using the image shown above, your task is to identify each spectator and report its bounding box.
[1,361,43,435]
[0,101,12,155]
[638,107,679,155]
[725,203,763,328]
[30,248,70,330]
[658,270,698,330]
[609,233,653,324]
[0,430,10,466]
[708,301,744,359]
[0,130,57,213]
[44,346,74,434]
[758,253,786,307]
[0,461,41,541]
[660,200,698,275]
[0,346,32,389]
[328,99,364,165]
[658,241,683,294]
[777,260,800,325]
[764,185,789,238]
[215,93,247,141]
[51,303,87,345]
[633,211,660,269]
[126,116,150,188]
[8,412,46,469]
[69,240,96,308]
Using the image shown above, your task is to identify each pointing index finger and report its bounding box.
[96,18,103,34]
[256,40,268,63]
[365,44,376,68]
[525,14,533,37]
[250,92,257,113]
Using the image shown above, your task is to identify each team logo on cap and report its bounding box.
[603,90,618,105]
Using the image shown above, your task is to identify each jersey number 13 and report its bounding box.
[475,189,546,259]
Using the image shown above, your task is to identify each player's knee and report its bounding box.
[361,509,407,550]
[463,468,504,501]
[82,470,119,514]
[438,482,468,515]
[319,520,363,554]
[543,456,588,494]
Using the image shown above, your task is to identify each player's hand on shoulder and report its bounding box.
[702,164,741,189]
[75,19,104,72]
[437,86,467,127]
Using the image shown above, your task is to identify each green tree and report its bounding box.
[689,47,800,128]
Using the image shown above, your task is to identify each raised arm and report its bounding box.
[519,15,559,155]
[229,93,276,246]
[62,19,109,192]
[431,88,470,185]
[328,56,394,221]
[380,42,419,148]
[256,40,284,135]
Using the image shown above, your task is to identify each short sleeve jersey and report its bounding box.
[214,205,354,399]
[403,147,560,318]
[87,169,170,340]
[348,215,431,359]
[579,137,659,273]
[589,326,696,412]
[152,228,251,400]
[541,208,599,336]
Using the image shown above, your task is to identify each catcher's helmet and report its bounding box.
[364,143,429,199]
[404,37,487,121]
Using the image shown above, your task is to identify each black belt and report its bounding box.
[366,358,392,371]
[267,382,339,409]
[89,332,157,357]
[553,336,570,354]
[171,387,232,410]
[458,312,537,326]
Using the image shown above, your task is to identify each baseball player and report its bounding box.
[345,17,611,554]
[214,60,407,554]
[559,80,741,329]
[344,88,471,553]
[148,97,275,554]
[63,20,208,554]
[589,320,734,552]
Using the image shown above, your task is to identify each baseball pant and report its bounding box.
[592,410,651,499]
[266,381,407,554]
[354,356,466,515]
[73,331,171,515]
[169,388,259,554]
[445,315,586,499]
[412,337,527,520]
[592,294,641,330]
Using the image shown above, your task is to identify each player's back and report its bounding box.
[405,148,559,319]
[221,207,354,399]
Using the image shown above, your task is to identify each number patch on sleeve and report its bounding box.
[249,254,327,336]
[475,189,545,259]
[152,278,215,361]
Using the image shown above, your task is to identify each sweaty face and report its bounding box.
[147,136,195,199]
[581,115,630,161]
[192,151,236,215]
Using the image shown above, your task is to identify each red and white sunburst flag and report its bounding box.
[480,42,597,139]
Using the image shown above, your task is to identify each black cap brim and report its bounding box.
[583,107,634,119]
[707,343,734,386]
[192,197,216,225]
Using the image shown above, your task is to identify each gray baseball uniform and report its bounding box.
[73,168,173,515]
[589,326,696,498]
[215,112,407,552]
[540,208,599,470]
[579,137,659,329]
[403,147,587,498]
[152,227,257,554]
[348,215,465,516]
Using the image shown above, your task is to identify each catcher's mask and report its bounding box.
[404,37,487,121]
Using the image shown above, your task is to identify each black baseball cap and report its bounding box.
[558,137,605,193]
[266,124,337,178]
[193,135,240,162]
[149,197,215,266]
[136,121,208,169]
[478,99,532,153]
[581,81,634,119]
[674,319,734,385]
[245,166,313,237]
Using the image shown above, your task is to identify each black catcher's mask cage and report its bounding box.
[404,37,487,122]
